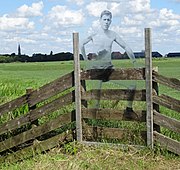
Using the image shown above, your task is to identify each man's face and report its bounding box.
[100,14,112,30]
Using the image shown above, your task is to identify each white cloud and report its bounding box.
[67,0,84,6]
[87,20,101,35]
[0,15,34,31]
[86,2,108,17]
[86,1,125,17]
[83,0,180,55]
[17,1,44,17]
[112,25,141,36]
[122,16,142,26]
[128,0,151,13]
[159,8,180,20]
[5,36,36,44]
[148,8,180,30]
[86,0,151,17]
[0,0,180,55]
[47,5,84,27]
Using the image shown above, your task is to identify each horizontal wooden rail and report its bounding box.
[0,132,73,164]
[0,95,27,117]
[0,112,73,153]
[28,72,74,107]
[81,68,145,80]
[159,94,180,106]
[82,89,146,101]
[82,141,145,149]
[153,95,180,112]
[154,131,180,155]
[82,108,146,122]
[153,110,180,133]
[0,72,74,116]
[83,126,146,142]
[153,71,180,91]
[0,92,74,136]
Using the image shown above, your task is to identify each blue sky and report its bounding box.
[0,0,180,56]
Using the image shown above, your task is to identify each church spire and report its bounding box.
[18,44,21,56]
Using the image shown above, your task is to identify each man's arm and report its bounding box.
[80,36,92,60]
[114,33,136,63]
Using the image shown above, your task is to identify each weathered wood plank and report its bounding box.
[0,95,27,116]
[81,80,88,108]
[82,141,145,149]
[83,126,146,142]
[154,131,180,155]
[0,92,74,136]
[145,28,153,148]
[82,89,146,101]
[0,112,72,153]
[153,71,180,91]
[82,141,145,151]
[153,95,180,112]
[0,132,73,164]
[28,72,74,107]
[82,108,146,122]
[153,110,180,133]
[160,94,180,106]
[152,70,161,132]
[73,32,82,142]
[26,88,38,126]
[81,68,145,80]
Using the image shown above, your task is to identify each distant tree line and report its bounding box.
[0,52,77,63]
[0,51,179,63]
[0,52,125,63]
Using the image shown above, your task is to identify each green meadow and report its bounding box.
[0,61,74,103]
[0,58,180,170]
[0,58,179,104]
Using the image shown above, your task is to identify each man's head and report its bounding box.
[100,10,112,30]
[100,10,112,19]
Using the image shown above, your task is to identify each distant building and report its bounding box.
[18,44,21,56]
[111,52,123,59]
[87,51,162,60]
[87,52,123,60]
[87,53,97,60]
[134,52,145,58]
[152,52,162,58]
[134,51,162,58]
[167,52,180,58]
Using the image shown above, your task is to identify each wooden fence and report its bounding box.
[0,28,179,163]
[152,71,180,155]
[72,29,180,154]
[0,72,76,163]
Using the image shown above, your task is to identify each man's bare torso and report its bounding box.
[87,30,117,69]
[91,30,116,55]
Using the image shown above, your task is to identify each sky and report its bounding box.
[0,0,180,56]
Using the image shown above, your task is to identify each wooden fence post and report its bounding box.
[73,32,82,142]
[145,28,153,148]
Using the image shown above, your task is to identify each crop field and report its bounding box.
[0,58,180,169]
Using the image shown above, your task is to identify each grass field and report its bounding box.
[0,58,179,103]
[0,58,180,169]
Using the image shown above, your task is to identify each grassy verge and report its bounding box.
[1,142,180,170]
